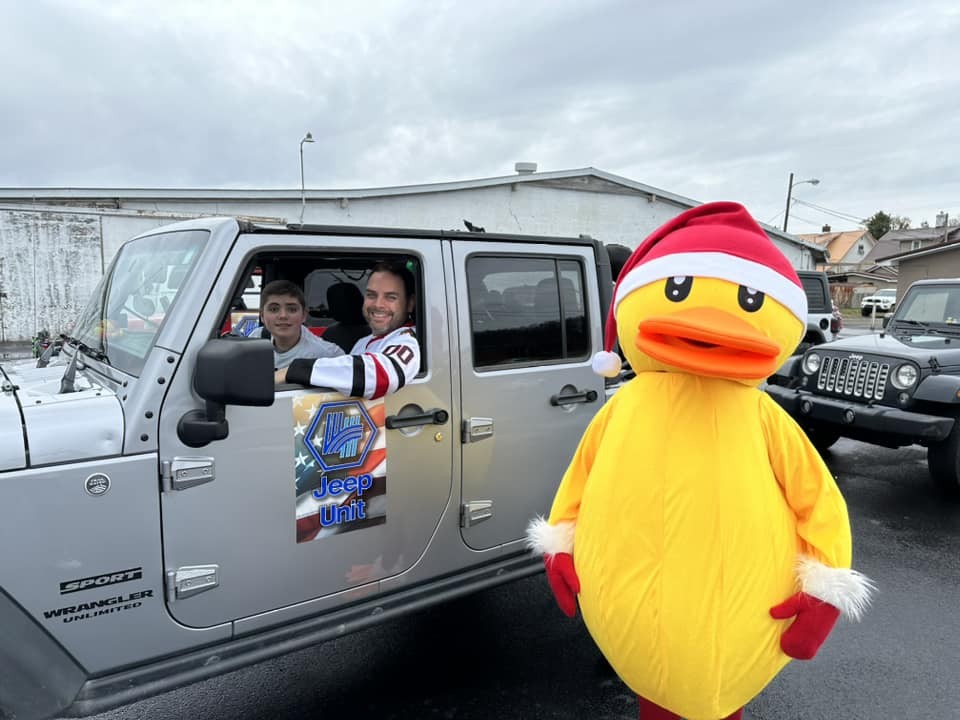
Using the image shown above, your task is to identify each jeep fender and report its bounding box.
[913,374,960,404]
[771,355,802,382]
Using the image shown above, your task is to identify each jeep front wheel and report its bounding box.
[927,422,960,498]
[805,427,840,452]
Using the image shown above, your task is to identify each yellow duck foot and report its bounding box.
[637,696,744,720]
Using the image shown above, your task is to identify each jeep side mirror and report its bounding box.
[178,338,275,447]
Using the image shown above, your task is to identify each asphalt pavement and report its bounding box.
[64,437,960,720]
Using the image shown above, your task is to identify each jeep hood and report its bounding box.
[0,362,124,470]
[816,331,960,367]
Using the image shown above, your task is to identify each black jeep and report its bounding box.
[766,277,960,496]
[795,269,835,354]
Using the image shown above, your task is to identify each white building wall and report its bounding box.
[119,185,807,266]
[0,185,814,340]
[0,208,188,340]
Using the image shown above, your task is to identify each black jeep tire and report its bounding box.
[861,307,871,317]
[805,427,840,452]
[927,422,960,498]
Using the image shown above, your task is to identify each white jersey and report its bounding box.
[286,324,419,400]
[249,325,343,369]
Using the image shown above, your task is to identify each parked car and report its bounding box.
[860,288,897,316]
[766,277,960,497]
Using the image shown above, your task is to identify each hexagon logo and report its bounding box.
[304,400,378,473]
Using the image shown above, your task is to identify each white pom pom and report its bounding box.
[591,351,622,377]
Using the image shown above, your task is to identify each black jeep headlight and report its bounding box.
[891,363,918,389]
[802,352,821,374]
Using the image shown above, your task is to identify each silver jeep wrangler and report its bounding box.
[0,217,617,719]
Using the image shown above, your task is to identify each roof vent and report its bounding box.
[514,162,537,175]
[822,224,831,232]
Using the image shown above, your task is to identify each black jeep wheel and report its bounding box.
[805,427,840,452]
[927,422,960,498]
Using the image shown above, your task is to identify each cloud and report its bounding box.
[1,0,958,229]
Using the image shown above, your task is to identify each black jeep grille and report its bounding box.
[816,356,890,400]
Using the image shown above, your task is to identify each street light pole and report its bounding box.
[783,173,821,233]
[299,131,315,226]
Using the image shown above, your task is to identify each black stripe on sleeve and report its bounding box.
[286,358,314,386]
[351,355,367,398]
[386,355,406,390]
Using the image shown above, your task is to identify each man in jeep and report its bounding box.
[274,261,420,400]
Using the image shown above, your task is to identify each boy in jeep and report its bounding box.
[250,279,344,369]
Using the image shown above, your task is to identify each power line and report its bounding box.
[792,198,865,224]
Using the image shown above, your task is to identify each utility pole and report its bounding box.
[783,172,794,233]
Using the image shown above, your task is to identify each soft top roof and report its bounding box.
[243,220,599,247]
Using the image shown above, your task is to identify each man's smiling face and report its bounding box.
[363,270,415,336]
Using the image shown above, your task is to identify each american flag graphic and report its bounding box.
[292,391,387,543]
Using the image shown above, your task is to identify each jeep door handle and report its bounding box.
[385,408,449,429]
[550,389,598,406]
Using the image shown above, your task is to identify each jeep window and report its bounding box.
[221,252,425,371]
[896,285,960,326]
[72,229,207,376]
[467,255,588,369]
[798,273,831,313]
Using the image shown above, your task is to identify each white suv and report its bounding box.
[860,288,897,316]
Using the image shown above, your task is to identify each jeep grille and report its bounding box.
[816,356,890,400]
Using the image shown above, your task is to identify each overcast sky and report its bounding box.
[3,0,958,233]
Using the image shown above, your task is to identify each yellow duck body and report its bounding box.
[546,276,853,719]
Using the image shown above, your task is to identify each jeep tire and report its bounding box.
[927,420,960,498]
[804,426,840,453]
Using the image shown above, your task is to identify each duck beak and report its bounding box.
[636,307,783,379]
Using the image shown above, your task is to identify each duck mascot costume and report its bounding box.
[527,201,874,720]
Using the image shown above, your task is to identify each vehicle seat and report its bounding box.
[323,282,369,352]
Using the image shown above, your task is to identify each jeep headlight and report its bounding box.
[891,364,918,389]
[802,352,822,374]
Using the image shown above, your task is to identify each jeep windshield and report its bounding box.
[890,284,960,336]
[71,229,208,376]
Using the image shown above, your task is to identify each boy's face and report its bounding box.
[261,293,306,349]
[363,271,415,336]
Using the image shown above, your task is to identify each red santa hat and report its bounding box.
[593,201,808,377]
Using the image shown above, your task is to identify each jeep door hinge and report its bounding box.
[462,417,494,444]
[461,500,494,527]
[160,457,215,493]
[165,565,220,602]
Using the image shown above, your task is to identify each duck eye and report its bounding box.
[664,276,692,302]
[738,286,765,312]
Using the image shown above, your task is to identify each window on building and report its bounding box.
[467,255,588,369]
[858,243,865,255]
[912,240,922,250]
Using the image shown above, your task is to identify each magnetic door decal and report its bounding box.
[293,392,386,543]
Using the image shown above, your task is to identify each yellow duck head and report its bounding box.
[594,202,807,387]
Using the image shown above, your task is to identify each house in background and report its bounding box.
[797,224,887,308]
[874,221,960,297]
[797,225,876,274]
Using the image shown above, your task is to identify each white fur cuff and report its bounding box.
[525,517,575,556]
[798,555,876,621]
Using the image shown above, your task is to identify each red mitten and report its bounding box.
[770,591,841,660]
[544,552,580,617]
